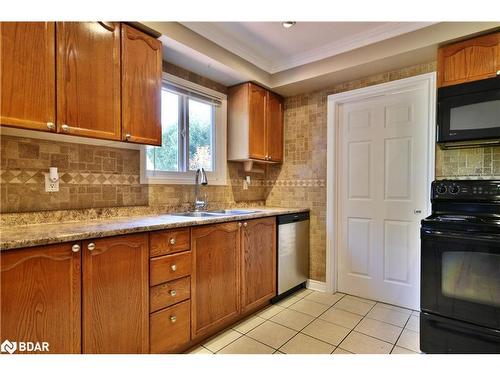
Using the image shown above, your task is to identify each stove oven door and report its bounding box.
[421,229,500,330]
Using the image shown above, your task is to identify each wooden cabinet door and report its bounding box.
[0,243,81,354]
[82,233,149,353]
[1,22,56,131]
[56,22,121,140]
[248,83,268,160]
[191,222,241,339]
[438,32,500,87]
[121,24,162,145]
[241,217,277,313]
[266,92,284,162]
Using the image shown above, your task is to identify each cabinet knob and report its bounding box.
[46,122,55,130]
[125,134,131,139]
[170,290,177,297]
[87,242,96,251]
[71,244,80,253]
[243,222,248,227]
[169,237,176,245]
[497,70,500,76]
[238,222,242,228]
[61,124,70,132]
[170,315,177,323]
[170,264,177,272]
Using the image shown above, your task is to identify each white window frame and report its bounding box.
[140,72,227,185]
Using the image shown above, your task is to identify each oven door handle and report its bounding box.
[422,229,500,243]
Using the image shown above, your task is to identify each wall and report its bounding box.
[0,62,267,219]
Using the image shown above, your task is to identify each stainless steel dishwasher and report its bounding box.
[274,212,310,300]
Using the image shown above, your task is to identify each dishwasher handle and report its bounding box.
[278,212,310,225]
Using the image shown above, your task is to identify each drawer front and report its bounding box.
[150,276,191,313]
[150,300,191,353]
[150,251,191,286]
[150,228,190,257]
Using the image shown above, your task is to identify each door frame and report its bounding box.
[325,72,436,294]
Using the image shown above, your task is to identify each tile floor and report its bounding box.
[188,288,421,354]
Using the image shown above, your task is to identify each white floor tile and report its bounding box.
[396,329,420,352]
[203,329,242,352]
[334,295,374,316]
[366,305,410,327]
[304,291,344,306]
[276,295,303,308]
[391,346,419,354]
[289,299,330,317]
[217,336,275,354]
[354,317,402,344]
[319,307,363,329]
[302,319,350,346]
[279,333,335,354]
[233,315,266,334]
[257,304,285,319]
[405,315,420,332]
[339,331,393,354]
[270,308,315,331]
[247,320,297,349]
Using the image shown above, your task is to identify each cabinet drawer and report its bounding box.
[150,228,190,257]
[150,251,191,286]
[150,300,191,353]
[150,276,190,313]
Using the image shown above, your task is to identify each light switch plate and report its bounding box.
[45,174,59,192]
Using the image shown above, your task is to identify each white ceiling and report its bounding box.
[181,22,435,73]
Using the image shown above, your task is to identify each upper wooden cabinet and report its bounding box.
[56,22,121,140]
[0,22,162,145]
[0,242,81,354]
[121,24,162,146]
[228,82,284,163]
[240,217,277,313]
[0,22,56,132]
[82,233,149,354]
[437,31,500,88]
[191,222,241,340]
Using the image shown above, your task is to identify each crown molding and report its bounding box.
[181,22,436,74]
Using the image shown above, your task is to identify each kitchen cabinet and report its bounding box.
[437,31,500,88]
[121,24,162,145]
[240,217,277,313]
[0,22,56,132]
[191,222,241,339]
[56,22,121,140]
[228,82,284,163]
[0,242,81,354]
[0,22,162,145]
[82,233,149,354]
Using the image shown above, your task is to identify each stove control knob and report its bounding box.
[437,185,447,194]
[450,185,460,194]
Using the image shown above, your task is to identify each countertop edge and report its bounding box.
[0,208,310,251]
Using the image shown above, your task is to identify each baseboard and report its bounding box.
[306,279,327,292]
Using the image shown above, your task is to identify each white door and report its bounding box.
[336,79,432,310]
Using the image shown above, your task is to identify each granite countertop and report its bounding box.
[0,207,309,251]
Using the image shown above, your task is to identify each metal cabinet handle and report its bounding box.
[72,244,80,253]
[61,124,70,132]
[169,238,176,245]
[170,290,177,297]
[243,222,248,227]
[170,315,177,323]
[87,242,96,251]
[47,122,55,130]
[170,264,177,272]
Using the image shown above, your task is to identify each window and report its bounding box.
[141,73,227,185]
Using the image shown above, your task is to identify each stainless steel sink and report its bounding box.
[207,209,260,216]
[171,209,260,218]
[171,211,215,217]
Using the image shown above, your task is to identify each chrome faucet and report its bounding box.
[194,168,208,211]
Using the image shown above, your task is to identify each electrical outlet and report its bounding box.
[242,180,248,190]
[45,174,59,192]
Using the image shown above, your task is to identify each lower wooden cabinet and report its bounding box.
[0,243,81,354]
[82,234,149,354]
[241,217,277,313]
[191,222,241,340]
[150,300,191,353]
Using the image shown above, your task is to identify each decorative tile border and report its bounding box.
[228,179,326,187]
[1,170,140,185]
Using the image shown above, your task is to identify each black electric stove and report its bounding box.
[420,180,500,353]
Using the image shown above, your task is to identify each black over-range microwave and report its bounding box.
[437,76,500,147]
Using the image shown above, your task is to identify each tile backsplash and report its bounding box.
[436,146,500,178]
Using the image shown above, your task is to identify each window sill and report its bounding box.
[140,173,227,186]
